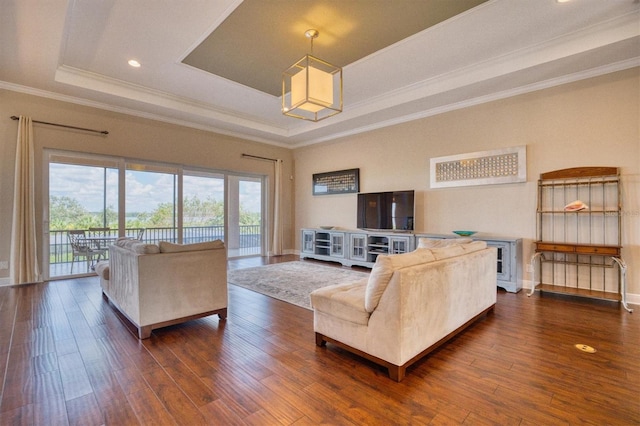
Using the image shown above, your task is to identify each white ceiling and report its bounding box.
[1,0,639,148]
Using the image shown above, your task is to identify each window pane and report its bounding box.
[49,162,118,277]
[126,169,177,243]
[183,173,225,243]
[228,176,262,257]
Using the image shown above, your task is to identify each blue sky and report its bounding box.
[49,163,261,213]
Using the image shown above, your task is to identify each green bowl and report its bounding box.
[453,230,476,237]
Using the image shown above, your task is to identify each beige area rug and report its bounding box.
[227,261,370,310]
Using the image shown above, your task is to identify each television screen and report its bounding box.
[357,190,414,231]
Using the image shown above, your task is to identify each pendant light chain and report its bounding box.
[305,29,319,55]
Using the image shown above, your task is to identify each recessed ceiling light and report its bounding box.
[128,59,141,68]
[556,0,571,3]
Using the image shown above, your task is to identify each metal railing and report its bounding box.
[49,225,261,265]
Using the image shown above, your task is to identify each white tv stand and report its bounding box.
[300,229,523,293]
[301,228,415,268]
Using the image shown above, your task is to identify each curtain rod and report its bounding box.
[10,116,109,135]
[242,153,278,162]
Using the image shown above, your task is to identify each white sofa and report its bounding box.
[310,238,497,381]
[97,238,228,339]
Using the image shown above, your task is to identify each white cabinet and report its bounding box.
[301,229,522,292]
[416,233,523,293]
[330,232,345,258]
[484,238,522,293]
[301,230,315,254]
[349,233,367,262]
[312,231,345,258]
[389,236,412,254]
[300,229,414,268]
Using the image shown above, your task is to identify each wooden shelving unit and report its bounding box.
[528,167,632,312]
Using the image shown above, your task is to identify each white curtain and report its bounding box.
[10,116,41,285]
[271,159,284,256]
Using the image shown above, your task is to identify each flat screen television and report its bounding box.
[357,190,415,231]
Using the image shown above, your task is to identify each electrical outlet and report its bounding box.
[0,261,8,270]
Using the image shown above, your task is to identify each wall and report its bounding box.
[293,68,640,299]
[0,90,295,283]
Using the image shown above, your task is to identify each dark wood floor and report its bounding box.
[1,255,638,425]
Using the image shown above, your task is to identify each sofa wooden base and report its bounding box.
[103,290,227,339]
[315,304,495,381]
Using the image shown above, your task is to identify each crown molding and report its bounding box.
[54,65,288,134]
[288,11,640,146]
[343,10,640,123]
[0,80,292,148]
[292,58,640,148]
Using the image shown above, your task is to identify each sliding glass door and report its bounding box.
[45,151,265,280]
[47,154,119,278]
[182,171,225,243]
[227,175,263,257]
[125,164,178,243]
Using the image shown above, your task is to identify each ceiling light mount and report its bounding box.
[282,29,342,122]
[305,29,319,40]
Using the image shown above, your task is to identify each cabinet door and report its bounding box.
[350,234,367,261]
[389,237,410,254]
[301,230,315,253]
[330,233,345,257]
[487,241,511,281]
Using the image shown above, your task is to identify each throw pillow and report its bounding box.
[364,249,436,312]
[159,239,225,253]
[94,261,110,280]
[115,238,160,254]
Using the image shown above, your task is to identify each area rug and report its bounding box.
[227,261,370,310]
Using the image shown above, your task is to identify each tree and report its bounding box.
[51,194,259,230]
[50,196,93,229]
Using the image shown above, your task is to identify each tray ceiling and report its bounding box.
[1,0,638,147]
[182,0,487,96]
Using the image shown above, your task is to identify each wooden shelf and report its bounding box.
[535,241,621,256]
[536,284,621,302]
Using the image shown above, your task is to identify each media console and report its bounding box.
[300,229,522,293]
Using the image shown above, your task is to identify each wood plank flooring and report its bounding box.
[1,255,638,425]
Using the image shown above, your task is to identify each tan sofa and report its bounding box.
[98,238,228,339]
[310,238,497,381]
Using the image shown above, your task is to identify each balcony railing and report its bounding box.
[49,225,261,267]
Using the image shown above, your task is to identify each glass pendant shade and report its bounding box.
[283,54,342,122]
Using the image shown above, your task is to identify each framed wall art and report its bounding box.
[430,145,526,188]
[313,168,360,195]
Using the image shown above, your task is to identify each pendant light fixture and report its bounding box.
[282,29,343,122]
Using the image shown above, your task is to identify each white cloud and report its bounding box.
[50,164,262,216]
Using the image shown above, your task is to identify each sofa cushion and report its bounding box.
[430,244,466,260]
[115,238,160,254]
[94,261,109,280]
[461,240,487,253]
[430,240,487,260]
[310,279,370,325]
[159,239,225,253]
[364,249,436,312]
[418,237,472,248]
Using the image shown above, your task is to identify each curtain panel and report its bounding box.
[271,159,284,256]
[10,116,42,285]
